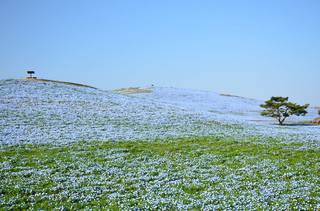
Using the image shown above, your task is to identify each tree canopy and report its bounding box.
[260,96,309,125]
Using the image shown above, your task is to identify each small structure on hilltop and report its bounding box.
[26,71,37,79]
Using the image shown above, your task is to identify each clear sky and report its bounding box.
[1,0,319,105]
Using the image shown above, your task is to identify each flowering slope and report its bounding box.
[0,79,319,146]
[1,79,320,209]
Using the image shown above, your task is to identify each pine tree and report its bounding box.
[260,96,309,125]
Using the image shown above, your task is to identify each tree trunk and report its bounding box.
[278,117,286,125]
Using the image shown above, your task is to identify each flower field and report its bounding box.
[0,79,319,209]
[1,138,319,209]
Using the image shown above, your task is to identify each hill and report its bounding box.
[1,79,320,209]
[0,79,319,146]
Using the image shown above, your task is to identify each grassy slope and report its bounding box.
[1,137,319,209]
[23,78,97,89]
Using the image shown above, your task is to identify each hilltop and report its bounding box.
[23,77,97,89]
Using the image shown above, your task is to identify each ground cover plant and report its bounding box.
[1,79,319,146]
[1,137,319,210]
[0,79,319,209]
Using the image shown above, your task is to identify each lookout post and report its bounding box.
[27,71,36,79]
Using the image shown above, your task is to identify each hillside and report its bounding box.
[0,79,319,146]
[1,79,320,209]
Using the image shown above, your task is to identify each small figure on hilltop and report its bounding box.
[26,71,37,79]
[260,96,309,125]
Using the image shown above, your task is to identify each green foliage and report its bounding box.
[260,96,309,125]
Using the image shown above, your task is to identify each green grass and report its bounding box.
[25,78,97,89]
[0,137,319,209]
[2,137,312,161]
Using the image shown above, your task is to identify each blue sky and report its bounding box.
[1,0,319,105]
